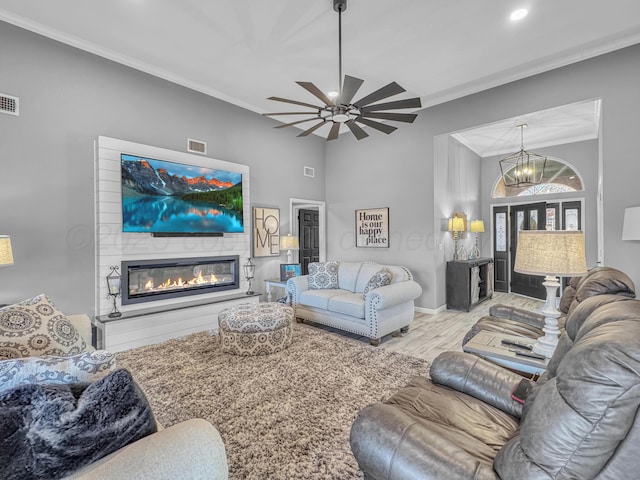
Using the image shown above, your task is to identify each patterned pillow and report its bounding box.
[0,294,87,360]
[308,262,339,290]
[0,350,116,394]
[362,269,392,299]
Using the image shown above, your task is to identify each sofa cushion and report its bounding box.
[337,262,363,292]
[328,292,366,318]
[362,269,392,299]
[299,289,348,310]
[0,368,157,480]
[354,263,384,293]
[308,262,339,290]
[0,294,87,360]
[0,350,116,394]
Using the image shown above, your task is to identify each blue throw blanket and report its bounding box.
[0,368,157,480]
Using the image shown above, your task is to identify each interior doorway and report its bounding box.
[289,198,326,273]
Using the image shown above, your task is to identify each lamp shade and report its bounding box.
[470,220,485,233]
[514,230,587,277]
[0,236,14,266]
[448,217,465,232]
[280,234,299,250]
[622,206,640,240]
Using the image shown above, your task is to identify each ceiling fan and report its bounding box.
[263,0,422,141]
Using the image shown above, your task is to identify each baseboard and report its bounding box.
[415,304,446,315]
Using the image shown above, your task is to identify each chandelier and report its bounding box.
[499,124,547,187]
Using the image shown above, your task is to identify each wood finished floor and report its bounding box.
[303,292,543,364]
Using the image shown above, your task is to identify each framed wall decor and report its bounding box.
[280,263,301,281]
[253,207,280,257]
[355,207,389,248]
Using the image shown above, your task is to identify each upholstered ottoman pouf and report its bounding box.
[218,303,293,356]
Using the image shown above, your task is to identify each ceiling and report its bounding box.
[1,1,639,145]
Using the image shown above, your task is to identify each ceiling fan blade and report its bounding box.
[298,120,327,137]
[361,97,422,113]
[263,112,321,116]
[267,96,322,110]
[362,112,418,123]
[355,117,398,135]
[327,122,341,141]
[296,81,334,106]
[345,120,369,140]
[340,75,364,105]
[353,82,406,108]
[274,117,320,129]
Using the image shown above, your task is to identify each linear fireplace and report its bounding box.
[121,255,240,305]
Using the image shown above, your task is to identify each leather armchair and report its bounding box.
[350,294,640,479]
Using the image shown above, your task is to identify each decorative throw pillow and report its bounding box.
[0,368,157,480]
[308,261,339,290]
[362,269,392,299]
[0,350,116,394]
[0,294,87,360]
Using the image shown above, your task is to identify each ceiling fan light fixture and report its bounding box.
[263,0,421,141]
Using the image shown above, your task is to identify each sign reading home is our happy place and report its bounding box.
[355,208,389,248]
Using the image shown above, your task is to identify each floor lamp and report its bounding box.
[514,230,587,358]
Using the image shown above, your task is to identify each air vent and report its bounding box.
[187,138,207,155]
[303,166,315,178]
[0,93,19,116]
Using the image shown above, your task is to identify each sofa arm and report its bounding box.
[66,419,228,480]
[67,314,95,350]
[350,404,498,480]
[286,275,309,304]
[430,352,526,418]
[367,281,422,310]
[488,304,545,329]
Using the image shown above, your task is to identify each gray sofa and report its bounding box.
[350,292,640,479]
[65,314,229,480]
[286,261,422,345]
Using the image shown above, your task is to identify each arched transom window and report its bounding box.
[493,157,583,198]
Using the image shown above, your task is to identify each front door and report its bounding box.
[510,202,547,299]
[298,209,320,275]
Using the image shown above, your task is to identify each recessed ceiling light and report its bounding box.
[510,8,528,21]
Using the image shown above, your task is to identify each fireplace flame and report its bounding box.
[140,272,220,293]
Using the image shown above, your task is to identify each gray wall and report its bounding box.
[0,22,326,314]
[327,43,640,310]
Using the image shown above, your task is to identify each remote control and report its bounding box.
[511,350,547,360]
[501,339,533,350]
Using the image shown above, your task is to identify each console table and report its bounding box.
[446,258,494,311]
[463,331,548,375]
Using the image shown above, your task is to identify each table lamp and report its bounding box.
[469,220,485,259]
[0,236,14,267]
[280,234,299,264]
[514,230,587,357]
[448,215,466,261]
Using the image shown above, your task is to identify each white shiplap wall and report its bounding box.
[94,136,252,348]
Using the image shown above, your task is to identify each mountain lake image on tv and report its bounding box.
[121,153,244,234]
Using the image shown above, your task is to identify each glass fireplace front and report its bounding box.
[121,255,239,305]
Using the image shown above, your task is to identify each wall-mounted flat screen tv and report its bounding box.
[121,153,244,234]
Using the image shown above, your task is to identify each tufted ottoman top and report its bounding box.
[219,303,292,333]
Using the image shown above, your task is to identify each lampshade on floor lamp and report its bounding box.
[514,230,587,358]
[0,236,14,266]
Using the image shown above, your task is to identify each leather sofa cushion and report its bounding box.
[386,376,519,466]
[495,300,640,479]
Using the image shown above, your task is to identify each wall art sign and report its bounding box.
[355,207,389,248]
[253,207,280,257]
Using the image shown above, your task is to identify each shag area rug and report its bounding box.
[116,323,430,479]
